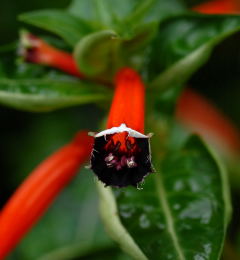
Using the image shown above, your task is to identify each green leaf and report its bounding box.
[0,78,111,112]
[19,10,92,46]
[98,135,231,259]
[125,0,186,25]
[124,0,158,25]
[97,182,148,260]
[68,0,186,28]
[74,30,121,78]
[149,14,240,91]
[68,0,140,24]
[122,22,158,53]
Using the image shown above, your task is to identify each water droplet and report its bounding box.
[194,255,204,260]
[204,243,212,256]
[143,205,154,212]
[156,222,165,230]
[173,204,181,210]
[179,198,213,224]
[139,214,150,229]
[173,180,184,191]
[180,223,191,230]
[188,178,200,192]
[193,243,212,259]
[124,190,133,197]
[120,204,135,218]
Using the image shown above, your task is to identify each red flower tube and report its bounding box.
[0,131,93,260]
[20,32,83,78]
[90,68,153,188]
[192,0,239,14]
[176,89,240,158]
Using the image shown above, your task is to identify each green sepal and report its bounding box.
[74,30,121,79]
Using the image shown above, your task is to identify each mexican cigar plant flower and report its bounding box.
[90,68,153,187]
[19,31,83,78]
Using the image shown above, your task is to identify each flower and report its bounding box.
[90,68,153,188]
[0,131,93,259]
[192,0,239,14]
[176,89,240,158]
[19,31,83,78]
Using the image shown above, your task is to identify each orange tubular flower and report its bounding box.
[192,0,239,14]
[90,68,153,188]
[0,131,93,260]
[176,89,240,158]
[20,32,83,78]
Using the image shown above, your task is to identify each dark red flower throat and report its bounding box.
[104,132,138,170]
[90,68,153,188]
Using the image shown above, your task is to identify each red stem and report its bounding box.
[0,131,93,259]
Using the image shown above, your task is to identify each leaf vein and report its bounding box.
[155,174,185,260]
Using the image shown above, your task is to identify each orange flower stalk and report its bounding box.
[20,32,83,78]
[90,68,153,188]
[176,89,240,158]
[192,0,240,14]
[0,131,93,260]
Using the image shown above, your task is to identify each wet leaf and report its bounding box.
[122,22,158,53]
[19,10,92,46]
[0,78,111,112]
[149,14,240,91]
[68,0,186,28]
[68,0,141,25]
[97,182,148,260]
[125,0,186,25]
[98,136,231,259]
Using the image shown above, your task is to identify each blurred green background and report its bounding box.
[2,0,240,259]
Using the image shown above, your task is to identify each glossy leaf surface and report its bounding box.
[99,136,231,259]
[0,78,110,111]
[19,10,92,46]
[68,0,146,25]
[149,14,240,91]
[68,0,186,27]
